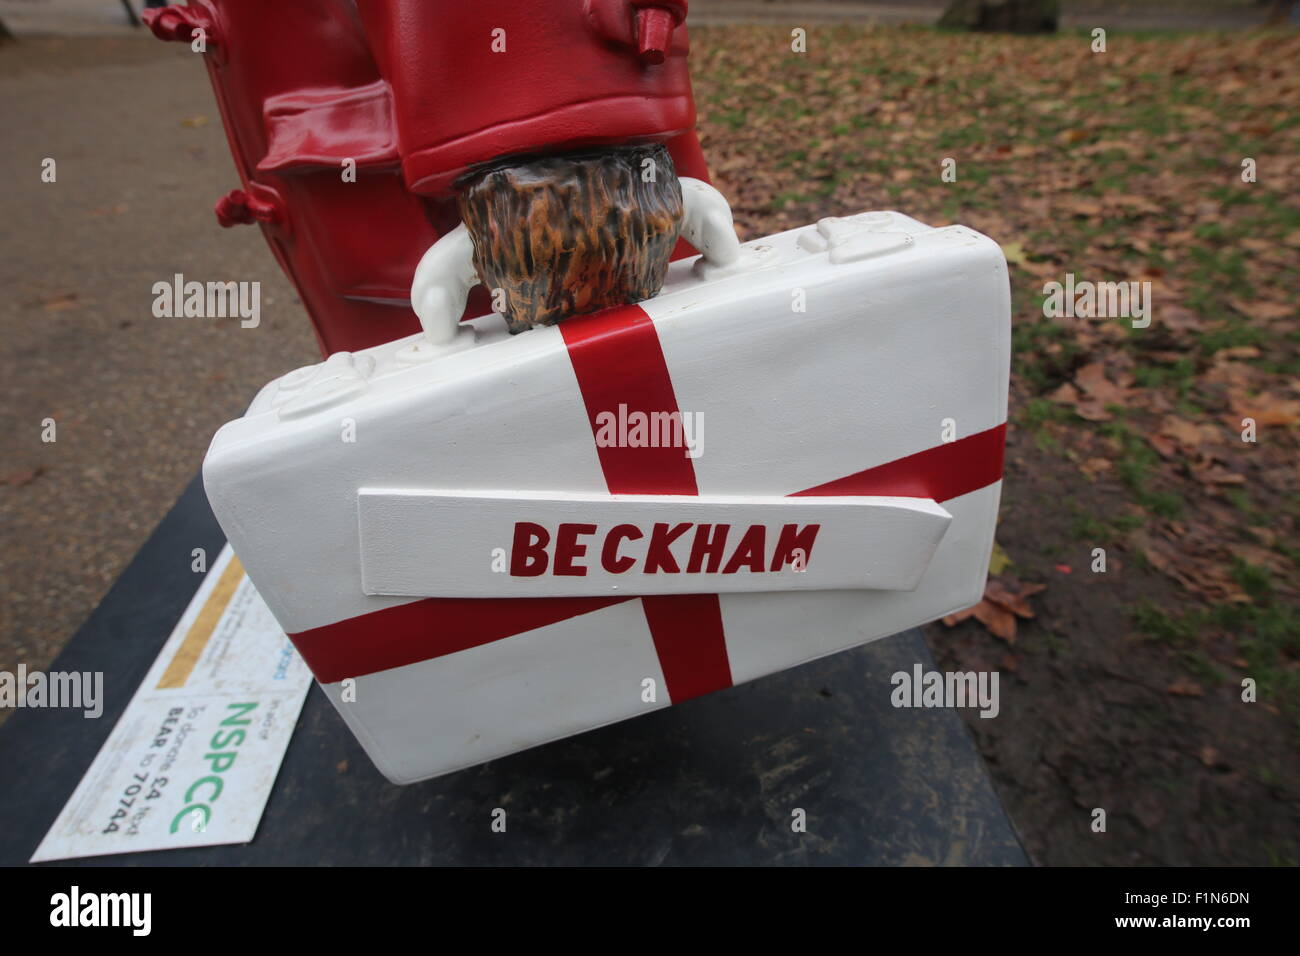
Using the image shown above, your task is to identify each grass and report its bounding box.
[1068,504,1144,544]
[1101,420,1186,519]
[1130,566,1299,729]
[1131,356,1196,397]
[692,21,1299,749]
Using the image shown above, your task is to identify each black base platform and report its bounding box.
[0,476,1026,866]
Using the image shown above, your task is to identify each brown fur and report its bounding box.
[456,144,683,333]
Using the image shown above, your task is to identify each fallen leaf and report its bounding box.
[1001,241,1029,267]
[1227,298,1294,323]
[1167,678,1204,697]
[1050,363,1133,421]
[1216,346,1260,360]
[1075,361,1131,405]
[1159,416,1211,449]
[1159,305,1208,332]
[1192,465,1245,486]
[1081,456,1112,477]
[1199,746,1229,769]
[942,607,976,627]
[973,599,1018,643]
[1147,433,1178,459]
[1230,544,1291,577]
[40,293,78,312]
[985,579,1046,619]
[943,578,1045,644]
[1246,527,1276,548]
[1049,381,1080,404]
[1231,392,1300,427]
[2,467,44,487]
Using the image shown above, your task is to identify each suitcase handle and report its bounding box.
[409,177,742,350]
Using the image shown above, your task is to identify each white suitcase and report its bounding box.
[203,209,1011,784]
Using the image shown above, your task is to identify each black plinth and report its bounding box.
[0,476,1026,866]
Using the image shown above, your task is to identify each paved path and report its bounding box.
[1,0,139,36]
[0,34,315,705]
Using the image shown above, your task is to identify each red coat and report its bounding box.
[146,0,709,355]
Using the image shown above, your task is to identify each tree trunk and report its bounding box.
[938,0,1060,34]
[1267,0,1298,25]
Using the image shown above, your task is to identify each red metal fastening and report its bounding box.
[142,5,217,45]
[214,189,280,228]
[586,0,686,63]
[635,7,677,64]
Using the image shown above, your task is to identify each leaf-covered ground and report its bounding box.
[689,23,1299,864]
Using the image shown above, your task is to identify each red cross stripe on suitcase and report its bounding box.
[286,304,1006,705]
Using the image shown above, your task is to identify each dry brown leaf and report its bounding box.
[40,293,78,312]
[1147,433,1179,459]
[1050,362,1134,421]
[1199,747,1229,769]
[1049,382,1079,405]
[1231,392,1300,427]
[2,467,44,487]
[1081,457,1113,477]
[1167,679,1205,697]
[985,579,1046,619]
[1217,346,1261,360]
[1051,382,1113,422]
[1193,465,1246,486]
[942,606,977,627]
[1075,362,1131,405]
[944,578,1046,644]
[1231,545,1291,576]
[1227,298,1294,323]
[973,599,1018,643]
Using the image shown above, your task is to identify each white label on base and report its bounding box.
[31,545,312,862]
[358,488,952,598]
